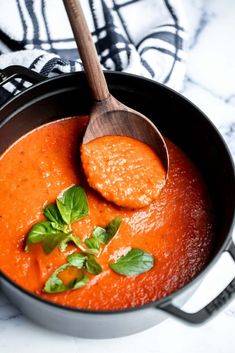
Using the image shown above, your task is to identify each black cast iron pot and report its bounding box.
[0,66,235,338]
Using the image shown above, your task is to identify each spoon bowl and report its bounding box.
[83,94,169,170]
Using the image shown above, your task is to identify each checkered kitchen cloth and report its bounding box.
[0,0,187,106]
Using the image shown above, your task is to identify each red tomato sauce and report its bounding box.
[0,116,213,310]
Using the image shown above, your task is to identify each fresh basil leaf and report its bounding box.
[81,218,122,256]
[50,221,71,234]
[44,204,65,226]
[59,234,80,251]
[56,199,71,225]
[25,221,63,251]
[50,222,67,232]
[43,264,89,293]
[105,217,122,244]
[60,234,99,256]
[56,185,89,225]
[73,274,90,289]
[25,221,53,248]
[67,253,87,268]
[78,245,100,256]
[84,236,101,251]
[44,204,71,233]
[92,217,122,245]
[92,226,107,243]
[109,248,154,276]
[85,256,102,275]
[42,232,68,254]
[44,264,70,293]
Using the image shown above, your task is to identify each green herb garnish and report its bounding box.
[84,236,101,252]
[25,184,155,294]
[43,264,89,293]
[85,256,102,275]
[109,248,154,276]
[40,231,70,255]
[59,234,81,252]
[81,217,122,255]
[56,185,89,225]
[25,185,89,254]
[44,203,66,230]
[43,252,101,293]
[67,253,87,268]
[25,221,68,254]
[92,217,122,245]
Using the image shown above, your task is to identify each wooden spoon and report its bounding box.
[63,0,169,171]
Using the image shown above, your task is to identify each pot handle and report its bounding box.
[0,65,44,87]
[159,240,235,324]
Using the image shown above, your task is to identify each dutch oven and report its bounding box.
[0,65,234,338]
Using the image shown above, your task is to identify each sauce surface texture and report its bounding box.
[81,136,166,208]
[0,117,213,310]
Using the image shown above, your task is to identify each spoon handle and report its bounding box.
[63,0,110,101]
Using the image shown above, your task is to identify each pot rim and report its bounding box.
[0,70,235,315]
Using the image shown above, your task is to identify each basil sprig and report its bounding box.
[43,263,89,293]
[92,217,122,245]
[67,253,87,268]
[66,252,101,275]
[59,233,98,255]
[84,237,101,252]
[44,204,66,230]
[25,184,155,293]
[59,234,81,252]
[25,221,69,254]
[56,185,89,225]
[44,252,102,293]
[44,253,89,293]
[83,217,122,255]
[25,185,89,254]
[109,248,154,276]
[85,256,102,275]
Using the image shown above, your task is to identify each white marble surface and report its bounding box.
[1,0,235,352]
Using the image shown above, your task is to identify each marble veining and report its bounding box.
[0,293,21,321]
[188,4,215,50]
[0,0,235,352]
[182,0,235,158]
[185,75,235,105]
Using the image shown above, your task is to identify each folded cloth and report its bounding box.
[0,0,187,106]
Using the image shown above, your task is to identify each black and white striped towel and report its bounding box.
[0,0,187,106]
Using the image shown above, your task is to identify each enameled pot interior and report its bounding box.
[0,71,234,289]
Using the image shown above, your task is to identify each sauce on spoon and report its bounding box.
[81,135,166,209]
